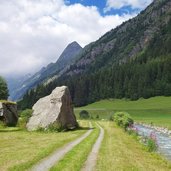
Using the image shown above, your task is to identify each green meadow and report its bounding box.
[1,96,171,171]
[75,96,171,129]
[0,121,88,171]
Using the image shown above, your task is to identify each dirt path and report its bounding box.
[81,122,104,171]
[30,122,93,171]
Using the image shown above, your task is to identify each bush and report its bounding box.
[37,121,78,132]
[109,114,114,121]
[147,132,158,152]
[19,109,32,119]
[46,121,63,132]
[18,109,33,128]
[0,120,6,128]
[37,121,62,132]
[114,112,134,130]
[90,115,94,119]
[147,138,158,152]
[96,114,99,119]
[79,110,90,119]
[0,76,8,100]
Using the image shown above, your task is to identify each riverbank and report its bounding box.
[135,124,171,161]
[95,122,171,170]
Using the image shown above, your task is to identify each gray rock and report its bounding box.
[26,86,77,131]
[0,101,18,126]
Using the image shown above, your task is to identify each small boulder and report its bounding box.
[26,86,77,131]
[0,101,18,126]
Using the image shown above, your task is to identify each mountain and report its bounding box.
[19,0,171,109]
[6,74,32,100]
[9,41,82,101]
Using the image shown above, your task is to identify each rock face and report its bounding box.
[0,102,18,126]
[26,86,77,131]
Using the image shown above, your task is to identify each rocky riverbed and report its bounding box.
[137,123,171,136]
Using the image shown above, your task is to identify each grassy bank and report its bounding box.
[77,96,171,110]
[0,120,88,171]
[95,121,171,171]
[75,96,171,129]
[50,122,100,171]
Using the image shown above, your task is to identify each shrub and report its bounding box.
[147,132,158,152]
[46,121,63,132]
[114,112,134,130]
[109,114,114,121]
[18,109,33,128]
[127,126,139,137]
[37,121,63,132]
[96,114,99,119]
[79,110,90,119]
[90,115,94,119]
[19,109,32,119]
[0,76,8,100]
[0,120,6,128]
[147,138,158,152]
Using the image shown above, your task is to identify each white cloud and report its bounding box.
[0,0,136,77]
[105,0,152,12]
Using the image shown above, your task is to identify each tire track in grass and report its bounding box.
[30,122,93,171]
[81,122,104,171]
[50,122,99,171]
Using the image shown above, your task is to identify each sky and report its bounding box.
[0,0,152,78]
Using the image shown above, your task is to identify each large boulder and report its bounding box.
[0,101,18,126]
[26,86,77,131]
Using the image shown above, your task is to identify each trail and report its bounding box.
[30,122,93,171]
[81,122,104,171]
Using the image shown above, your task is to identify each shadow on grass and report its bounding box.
[0,128,22,132]
[66,126,95,132]
[78,126,95,130]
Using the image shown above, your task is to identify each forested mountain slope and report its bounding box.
[19,0,171,109]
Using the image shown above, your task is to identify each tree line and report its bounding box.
[0,76,8,100]
[19,53,171,109]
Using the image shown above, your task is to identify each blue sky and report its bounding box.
[65,0,150,16]
[65,0,107,14]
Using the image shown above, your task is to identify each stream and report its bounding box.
[134,124,171,161]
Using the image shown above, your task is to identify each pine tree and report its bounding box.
[0,76,9,100]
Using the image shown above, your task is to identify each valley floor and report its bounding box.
[0,120,171,171]
[75,96,171,129]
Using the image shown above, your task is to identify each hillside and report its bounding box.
[77,96,171,110]
[19,0,171,109]
[10,41,82,101]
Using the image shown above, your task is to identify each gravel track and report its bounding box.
[81,122,104,171]
[30,122,93,171]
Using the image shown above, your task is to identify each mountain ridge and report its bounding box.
[9,41,82,101]
[19,0,171,109]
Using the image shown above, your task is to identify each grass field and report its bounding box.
[0,120,88,171]
[75,96,171,129]
[1,96,171,170]
[95,121,171,171]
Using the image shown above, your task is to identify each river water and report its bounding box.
[134,124,171,161]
